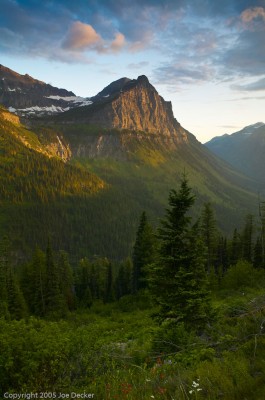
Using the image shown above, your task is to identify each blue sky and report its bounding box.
[1,0,265,142]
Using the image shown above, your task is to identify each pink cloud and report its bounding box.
[240,7,265,23]
[62,21,125,54]
[110,32,126,52]
[63,21,102,50]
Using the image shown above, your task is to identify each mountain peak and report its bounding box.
[63,74,186,139]
[136,75,150,84]
[92,77,131,100]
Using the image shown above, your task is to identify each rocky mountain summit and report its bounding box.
[60,75,188,141]
[1,65,189,144]
[0,65,91,116]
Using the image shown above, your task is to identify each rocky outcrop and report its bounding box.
[65,75,188,142]
[45,136,72,162]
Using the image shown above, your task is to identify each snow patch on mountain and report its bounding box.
[45,95,93,106]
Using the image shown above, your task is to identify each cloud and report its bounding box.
[220,28,265,77]
[62,21,102,50]
[110,32,126,52]
[127,61,149,69]
[153,62,214,86]
[1,0,265,85]
[62,21,126,54]
[229,95,265,101]
[0,27,23,50]
[240,7,265,23]
[220,125,241,129]
[231,77,265,91]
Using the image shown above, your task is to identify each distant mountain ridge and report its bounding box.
[205,123,265,183]
[0,64,92,116]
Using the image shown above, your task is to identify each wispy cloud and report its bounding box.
[231,77,265,91]
[127,61,149,69]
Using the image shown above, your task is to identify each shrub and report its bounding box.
[221,260,264,290]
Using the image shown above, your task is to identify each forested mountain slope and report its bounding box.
[0,67,261,260]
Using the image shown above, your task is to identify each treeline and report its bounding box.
[0,236,135,319]
[1,184,264,322]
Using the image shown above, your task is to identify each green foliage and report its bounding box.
[221,260,264,290]
[201,202,218,272]
[242,214,254,263]
[132,211,156,293]
[115,258,132,300]
[149,178,212,331]
[0,235,27,319]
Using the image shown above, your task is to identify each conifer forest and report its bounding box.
[1,177,265,400]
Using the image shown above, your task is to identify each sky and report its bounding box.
[1,0,265,143]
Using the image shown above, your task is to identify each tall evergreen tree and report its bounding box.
[242,214,254,263]
[45,239,65,317]
[201,203,218,273]
[6,268,27,320]
[132,211,155,293]
[115,258,132,300]
[103,262,115,304]
[215,236,229,275]
[253,236,263,269]
[57,251,75,310]
[230,229,242,265]
[0,236,10,318]
[75,258,94,308]
[0,236,27,319]
[148,178,212,331]
[32,248,46,316]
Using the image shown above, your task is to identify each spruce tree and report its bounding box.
[57,251,75,310]
[6,268,27,320]
[253,236,263,269]
[201,203,217,273]
[103,262,115,303]
[242,214,254,263]
[0,236,27,319]
[215,236,229,275]
[148,178,212,331]
[132,211,155,293]
[0,236,10,318]
[30,248,46,316]
[45,239,65,317]
[230,229,242,265]
[115,258,132,300]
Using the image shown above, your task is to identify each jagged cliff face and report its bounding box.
[90,76,185,138]
[1,66,194,162]
[61,75,189,143]
[53,75,192,160]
